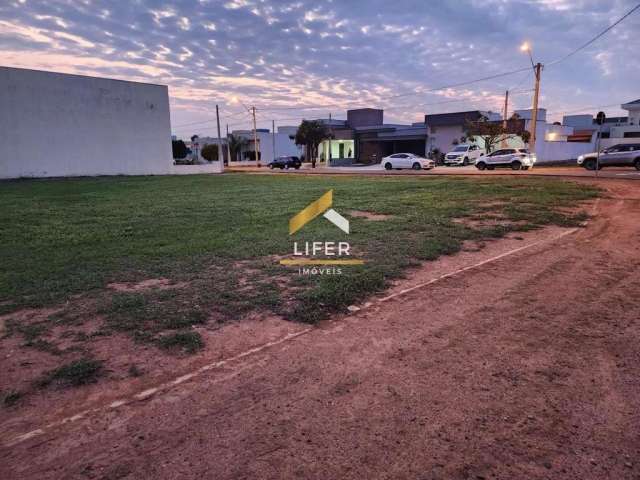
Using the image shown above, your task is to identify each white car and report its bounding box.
[444,144,484,166]
[475,148,536,171]
[382,153,435,170]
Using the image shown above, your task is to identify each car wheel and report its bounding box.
[511,161,522,170]
[412,162,421,170]
[384,162,392,170]
[487,165,495,170]
[476,162,486,171]
[462,157,469,166]
[634,159,640,171]
[295,165,300,170]
[583,158,596,170]
[269,164,274,169]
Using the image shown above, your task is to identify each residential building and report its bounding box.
[1,66,221,178]
[423,110,501,154]
[314,108,428,165]
[231,129,302,163]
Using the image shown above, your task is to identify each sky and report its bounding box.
[1,0,638,138]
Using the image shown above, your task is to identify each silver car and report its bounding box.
[577,144,640,170]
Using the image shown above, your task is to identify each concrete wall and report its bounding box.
[0,67,178,179]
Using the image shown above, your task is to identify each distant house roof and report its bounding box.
[624,98,640,105]
[424,111,485,127]
[593,116,628,124]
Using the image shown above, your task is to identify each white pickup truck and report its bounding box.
[444,144,484,166]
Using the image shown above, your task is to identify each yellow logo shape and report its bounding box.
[289,190,349,235]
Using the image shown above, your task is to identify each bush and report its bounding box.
[201,144,219,162]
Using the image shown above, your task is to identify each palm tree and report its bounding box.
[294,120,330,168]
[227,134,248,162]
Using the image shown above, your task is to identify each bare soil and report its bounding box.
[348,210,394,221]
[2,179,640,479]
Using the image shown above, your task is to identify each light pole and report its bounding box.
[521,42,542,165]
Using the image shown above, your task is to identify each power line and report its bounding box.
[546,2,640,67]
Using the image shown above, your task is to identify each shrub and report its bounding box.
[201,144,219,162]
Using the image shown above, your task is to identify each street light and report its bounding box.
[520,42,535,69]
[521,41,542,163]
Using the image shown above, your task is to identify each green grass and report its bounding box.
[0,174,598,338]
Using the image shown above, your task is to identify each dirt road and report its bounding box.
[2,179,640,479]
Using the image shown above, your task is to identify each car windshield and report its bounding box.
[452,146,468,152]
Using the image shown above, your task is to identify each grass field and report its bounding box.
[0,173,597,358]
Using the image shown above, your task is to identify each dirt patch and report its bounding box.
[106,278,187,292]
[348,210,394,221]
[453,211,529,229]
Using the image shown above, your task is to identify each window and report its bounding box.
[390,154,407,158]
[623,131,640,138]
[504,149,516,154]
[470,145,478,151]
[489,150,504,156]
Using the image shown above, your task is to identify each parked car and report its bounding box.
[577,144,640,170]
[475,148,536,171]
[381,153,435,170]
[444,144,484,166]
[268,156,301,170]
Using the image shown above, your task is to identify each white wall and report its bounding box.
[428,125,465,153]
[0,67,184,179]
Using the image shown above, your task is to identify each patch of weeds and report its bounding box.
[37,357,104,389]
[16,322,49,342]
[156,331,204,354]
[25,338,63,355]
[289,267,386,324]
[128,364,143,377]
[3,390,23,407]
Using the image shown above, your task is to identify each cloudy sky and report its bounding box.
[1,0,638,138]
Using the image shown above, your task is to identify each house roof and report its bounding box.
[424,111,485,127]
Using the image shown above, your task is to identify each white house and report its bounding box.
[0,66,221,179]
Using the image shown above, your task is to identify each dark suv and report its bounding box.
[268,156,301,170]
[577,144,640,170]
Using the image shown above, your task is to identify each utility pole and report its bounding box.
[251,106,260,167]
[226,124,231,163]
[501,90,509,148]
[529,63,542,163]
[272,119,276,163]
[215,105,224,173]
[328,112,332,166]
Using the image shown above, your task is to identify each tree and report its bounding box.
[172,140,188,159]
[227,134,248,162]
[464,114,528,154]
[294,120,330,168]
[200,144,219,162]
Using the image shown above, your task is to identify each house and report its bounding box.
[230,129,302,163]
[423,110,501,154]
[313,108,429,165]
[0,66,221,178]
